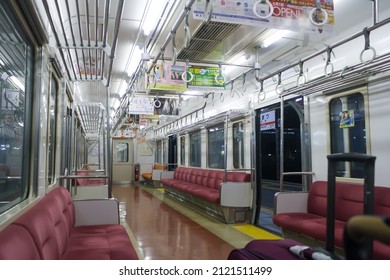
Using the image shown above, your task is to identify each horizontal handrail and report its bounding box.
[280,171,315,192]
[60,175,109,179]
[0,176,22,180]
[224,168,253,172]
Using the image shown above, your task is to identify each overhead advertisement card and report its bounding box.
[193,0,334,34]
[146,61,187,92]
[187,65,226,89]
[128,97,154,115]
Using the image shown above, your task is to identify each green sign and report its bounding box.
[186,65,225,89]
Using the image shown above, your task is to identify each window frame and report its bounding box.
[0,1,35,215]
[189,130,201,167]
[232,120,245,169]
[180,135,185,166]
[326,86,371,179]
[207,124,225,169]
[114,142,129,163]
[47,74,59,185]
[155,140,162,163]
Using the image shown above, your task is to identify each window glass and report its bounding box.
[329,92,366,178]
[48,76,58,184]
[233,121,244,169]
[78,128,86,168]
[74,121,85,169]
[180,136,185,165]
[259,98,303,184]
[62,104,72,175]
[0,3,32,214]
[207,125,225,169]
[156,140,162,163]
[189,131,201,167]
[163,140,168,164]
[115,142,128,163]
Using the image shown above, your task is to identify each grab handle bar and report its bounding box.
[280,171,315,192]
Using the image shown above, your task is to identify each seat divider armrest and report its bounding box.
[160,171,174,180]
[220,182,252,207]
[73,199,119,226]
[274,192,309,215]
[152,170,164,181]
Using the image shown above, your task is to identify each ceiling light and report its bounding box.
[142,0,169,36]
[126,46,143,77]
[261,29,290,48]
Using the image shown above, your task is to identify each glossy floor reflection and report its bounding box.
[112,183,256,260]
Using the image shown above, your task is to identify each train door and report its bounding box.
[254,97,309,232]
[168,135,177,171]
[112,138,134,183]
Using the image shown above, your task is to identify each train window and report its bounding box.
[115,142,129,163]
[74,121,85,168]
[0,2,32,213]
[233,121,244,169]
[189,131,201,167]
[47,76,58,184]
[156,140,162,163]
[62,105,71,175]
[329,92,367,178]
[207,124,225,169]
[162,139,168,165]
[180,136,185,165]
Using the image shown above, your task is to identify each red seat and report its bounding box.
[0,187,138,260]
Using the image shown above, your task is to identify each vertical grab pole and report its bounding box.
[106,87,112,198]
[372,0,379,25]
[326,155,337,253]
[224,114,228,182]
[250,110,257,224]
[279,96,284,191]
[102,112,106,172]
[98,136,101,169]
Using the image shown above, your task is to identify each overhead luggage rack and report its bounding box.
[148,105,248,141]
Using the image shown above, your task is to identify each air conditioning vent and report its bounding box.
[177,21,240,61]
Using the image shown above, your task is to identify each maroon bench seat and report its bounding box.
[160,167,252,223]
[273,181,390,259]
[0,187,139,260]
[161,167,250,203]
[76,170,105,185]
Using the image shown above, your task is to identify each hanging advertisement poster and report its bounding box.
[192,0,334,34]
[139,114,159,127]
[339,110,355,128]
[186,65,226,89]
[260,110,276,131]
[146,61,187,92]
[154,98,181,116]
[128,97,155,115]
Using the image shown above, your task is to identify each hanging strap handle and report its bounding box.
[296,60,306,87]
[258,80,266,103]
[252,0,274,19]
[275,72,284,96]
[324,46,334,77]
[360,27,376,64]
[309,0,329,27]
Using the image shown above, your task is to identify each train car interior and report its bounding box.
[0,0,390,260]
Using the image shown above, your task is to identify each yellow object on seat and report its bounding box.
[142,164,167,184]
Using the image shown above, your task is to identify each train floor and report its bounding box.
[112,183,282,260]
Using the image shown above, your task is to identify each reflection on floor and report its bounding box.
[112,183,281,260]
[259,211,283,236]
